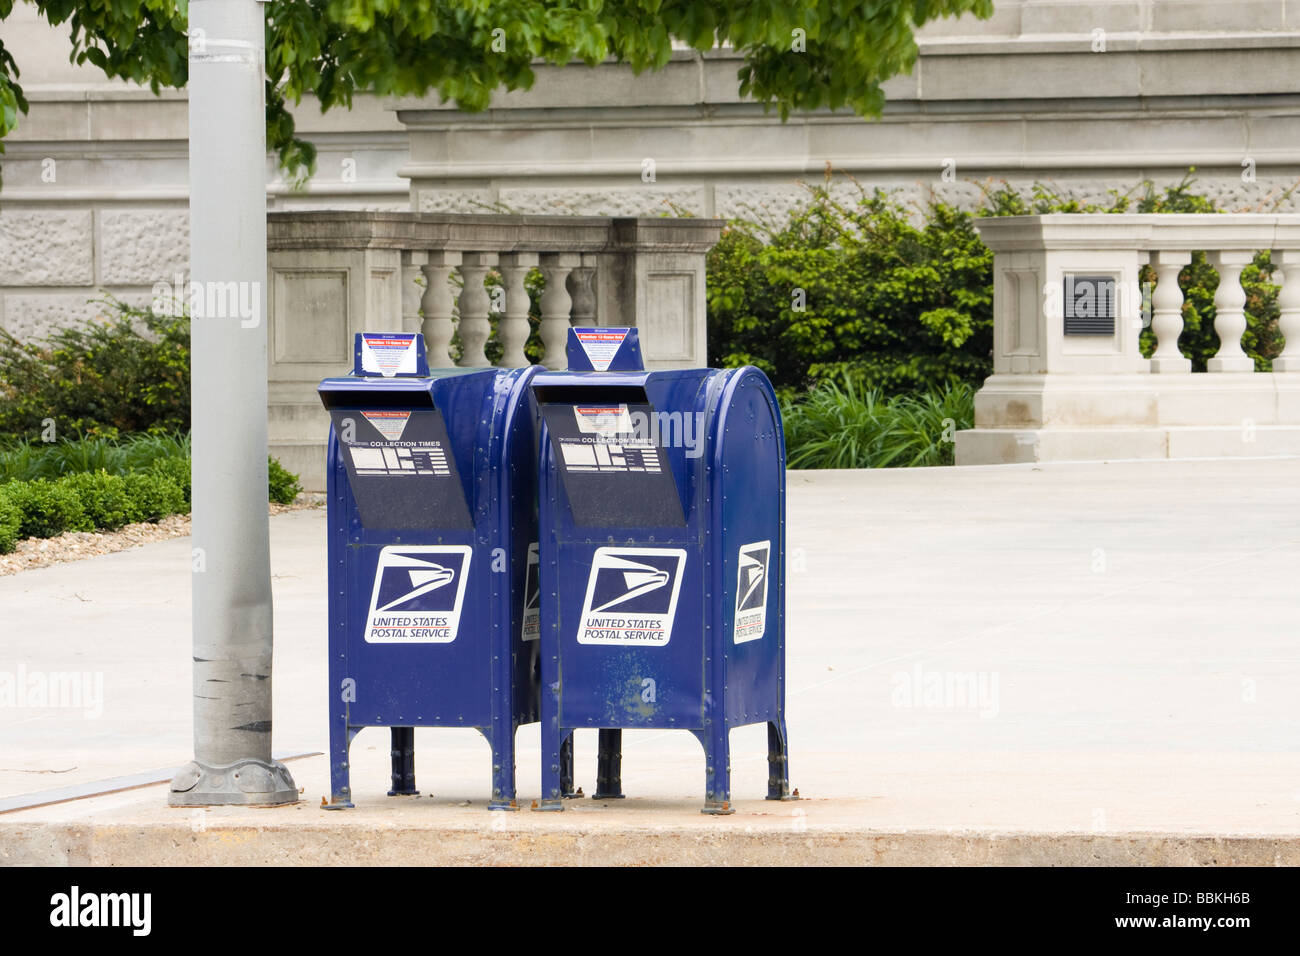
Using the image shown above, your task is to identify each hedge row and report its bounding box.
[0,456,303,554]
[0,466,186,553]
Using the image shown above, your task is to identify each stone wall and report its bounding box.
[3,0,1300,335]
[0,5,407,342]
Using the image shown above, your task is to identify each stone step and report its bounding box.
[956,425,1300,464]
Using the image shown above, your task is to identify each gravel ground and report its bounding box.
[0,494,326,576]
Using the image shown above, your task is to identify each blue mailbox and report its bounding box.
[319,332,541,810]
[532,328,793,814]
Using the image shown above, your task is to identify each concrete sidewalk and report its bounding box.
[3,459,1300,864]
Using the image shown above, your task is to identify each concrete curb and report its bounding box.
[4,823,1298,866]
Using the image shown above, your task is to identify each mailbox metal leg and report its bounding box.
[696,725,734,815]
[559,732,580,798]
[387,726,418,796]
[325,721,357,810]
[538,665,565,809]
[593,729,625,800]
[537,726,569,811]
[485,722,521,811]
[765,718,795,800]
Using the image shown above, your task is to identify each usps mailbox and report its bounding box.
[319,332,541,810]
[532,328,793,814]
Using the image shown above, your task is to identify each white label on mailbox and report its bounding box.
[559,440,661,474]
[574,328,628,371]
[365,546,471,643]
[733,540,770,644]
[360,333,419,377]
[348,439,451,477]
[522,542,540,642]
[577,547,686,647]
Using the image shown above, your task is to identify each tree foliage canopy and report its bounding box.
[0,0,993,180]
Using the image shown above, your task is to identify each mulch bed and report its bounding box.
[0,494,325,576]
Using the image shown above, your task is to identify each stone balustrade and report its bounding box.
[957,214,1300,464]
[265,211,723,489]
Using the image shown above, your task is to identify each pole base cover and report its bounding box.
[167,758,299,807]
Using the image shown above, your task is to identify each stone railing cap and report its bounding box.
[975,213,1300,252]
[267,210,724,253]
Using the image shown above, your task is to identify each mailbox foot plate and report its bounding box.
[701,803,735,816]
[488,799,522,811]
[322,801,355,810]
[535,799,565,812]
[592,792,626,800]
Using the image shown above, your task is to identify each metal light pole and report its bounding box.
[169,0,297,806]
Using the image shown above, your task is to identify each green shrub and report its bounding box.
[122,471,186,523]
[0,442,290,545]
[0,488,20,553]
[0,296,189,441]
[41,436,128,477]
[0,433,191,483]
[123,432,191,471]
[0,441,46,483]
[62,471,132,531]
[782,378,975,469]
[267,456,302,505]
[708,180,995,396]
[3,478,90,538]
[148,456,192,506]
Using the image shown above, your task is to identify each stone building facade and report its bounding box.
[1,0,1299,342]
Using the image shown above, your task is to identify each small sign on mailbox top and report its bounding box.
[354,332,430,377]
[565,327,644,372]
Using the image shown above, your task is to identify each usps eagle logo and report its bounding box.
[365,546,471,644]
[577,547,686,646]
[733,540,770,643]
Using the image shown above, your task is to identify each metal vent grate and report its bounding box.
[1063,274,1116,335]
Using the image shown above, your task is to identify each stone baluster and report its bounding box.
[498,252,538,368]
[567,254,598,325]
[1149,251,1191,373]
[1208,251,1256,373]
[1275,250,1300,372]
[539,253,581,369]
[456,252,497,368]
[420,251,460,368]
[401,250,427,335]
